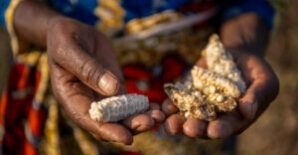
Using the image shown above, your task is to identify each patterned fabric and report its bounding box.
[2,0,23,56]
[0,0,275,154]
[0,52,48,155]
[0,0,10,29]
[222,0,275,28]
[1,0,276,32]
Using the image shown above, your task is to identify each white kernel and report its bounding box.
[216,95,224,102]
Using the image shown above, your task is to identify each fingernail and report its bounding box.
[98,72,119,95]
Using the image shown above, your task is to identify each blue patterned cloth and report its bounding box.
[222,0,275,29]
[0,0,11,29]
[0,0,275,29]
[122,0,194,22]
[48,0,98,26]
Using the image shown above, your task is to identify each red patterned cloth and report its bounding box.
[0,64,46,155]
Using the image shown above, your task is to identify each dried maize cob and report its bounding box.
[191,66,241,98]
[164,34,246,121]
[206,93,237,112]
[203,34,246,92]
[164,83,216,121]
[89,94,149,122]
[164,67,239,121]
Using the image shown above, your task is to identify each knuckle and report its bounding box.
[50,18,71,33]
[151,110,166,122]
[90,132,102,141]
[79,59,103,85]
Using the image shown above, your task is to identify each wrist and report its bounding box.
[46,16,71,35]
[220,13,270,58]
[13,0,63,47]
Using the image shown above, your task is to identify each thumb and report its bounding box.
[238,81,263,120]
[50,40,120,96]
[49,61,132,144]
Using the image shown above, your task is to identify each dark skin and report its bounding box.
[162,13,279,139]
[13,0,165,144]
[12,0,279,143]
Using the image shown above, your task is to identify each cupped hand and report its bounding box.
[162,50,279,139]
[47,18,165,144]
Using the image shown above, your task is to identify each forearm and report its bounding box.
[220,13,270,57]
[13,0,62,47]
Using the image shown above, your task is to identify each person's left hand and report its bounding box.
[161,50,279,139]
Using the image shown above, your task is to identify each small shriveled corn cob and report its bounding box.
[191,66,241,98]
[165,67,239,121]
[89,94,149,122]
[164,83,216,121]
[203,34,246,92]
[164,34,246,121]
[206,93,237,112]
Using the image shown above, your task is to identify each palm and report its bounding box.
[163,51,279,138]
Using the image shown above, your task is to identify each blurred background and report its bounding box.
[0,0,297,155]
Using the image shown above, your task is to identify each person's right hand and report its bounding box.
[47,17,165,144]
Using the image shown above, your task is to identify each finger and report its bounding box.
[238,82,259,120]
[164,114,185,135]
[49,38,120,96]
[239,78,278,121]
[162,99,178,116]
[207,111,243,139]
[123,113,154,132]
[89,121,132,144]
[49,61,132,144]
[147,109,165,123]
[183,118,207,138]
[237,55,279,120]
[150,103,161,110]
[195,57,207,69]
